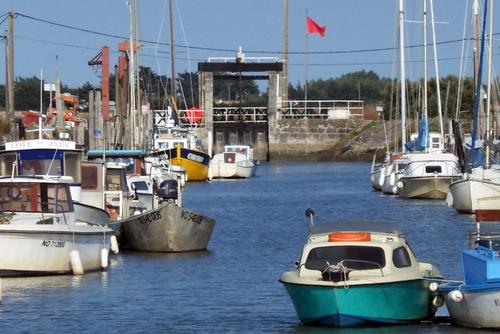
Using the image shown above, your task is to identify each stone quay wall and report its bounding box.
[269,117,367,161]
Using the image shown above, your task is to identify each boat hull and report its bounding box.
[167,147,210,182]
[449,179,500,213]
[398,175,460,199]
[441,283,500,328]
[280,279,436,327]
[0,226,112,276]
[118,202,215,252]
[370,169,382,191]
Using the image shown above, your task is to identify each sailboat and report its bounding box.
[448,0,500,213]
[396,0,461,199]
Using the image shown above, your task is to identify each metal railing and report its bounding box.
[175,99,365,127]
[279,100,364,119]
[213,107,268,123]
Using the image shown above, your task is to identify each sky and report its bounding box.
[0,0,499,90]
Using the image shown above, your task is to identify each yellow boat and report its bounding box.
[164,144,210,182]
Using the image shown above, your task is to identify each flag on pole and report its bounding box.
[306,16,326,37]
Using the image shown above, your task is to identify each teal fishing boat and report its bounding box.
[280,209,443,327]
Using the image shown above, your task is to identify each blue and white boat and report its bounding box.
[280,209,443,327]
[439,209,500,329]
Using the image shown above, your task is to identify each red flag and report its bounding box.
[306,16,326,37]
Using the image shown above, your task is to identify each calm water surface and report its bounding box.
[0,162,491,333]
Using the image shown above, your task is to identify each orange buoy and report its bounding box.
[328,232,371,242]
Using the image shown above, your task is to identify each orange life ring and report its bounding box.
[328,232,371,242]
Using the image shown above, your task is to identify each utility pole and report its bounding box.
[6,12,15,132]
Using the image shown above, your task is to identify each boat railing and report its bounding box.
[339,259,385,277]
[0,199,69,225]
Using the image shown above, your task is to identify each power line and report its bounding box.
[13,34,500,69]
[10,11,500,56]
[15,34,206,62]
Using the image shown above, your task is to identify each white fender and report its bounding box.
[70,250,84,275]
[101,248,109,269]
[110,235,119,254]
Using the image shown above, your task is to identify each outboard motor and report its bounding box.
[156,179,178,201]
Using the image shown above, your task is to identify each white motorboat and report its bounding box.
[209,145,256,179]
[381,153,408,195]
[397,150,461,199]
[0,175,113,276]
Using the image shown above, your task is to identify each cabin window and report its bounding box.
[393,246,412,268]
[0,183,72,213]
[425,165,441,173]
[397,164,407,171]
[65,152,82,182]
[0,153,16,176]
[131,181,149,191]
[19,160,41,175]
[81,165,99,190]
[304,246,385,271]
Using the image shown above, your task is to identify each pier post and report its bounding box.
[199,71,213,155]
[267,71,279,159]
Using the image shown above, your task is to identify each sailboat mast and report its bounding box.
[169,0,177,108]
[399,0,407,152]
[423,0,428,120]
[485,0,494,168]
[134,0,142,149]
[429,0,444,139]
[128,0,137,149]
[473,0,480,95]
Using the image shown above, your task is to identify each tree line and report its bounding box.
[0,68,482,120]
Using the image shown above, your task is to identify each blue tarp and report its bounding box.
[404,117,429,152]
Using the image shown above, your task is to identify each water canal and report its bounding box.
[0,162,487,333]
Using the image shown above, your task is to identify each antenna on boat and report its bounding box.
[305,208,315,228]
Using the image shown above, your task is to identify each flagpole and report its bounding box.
[304,9,309,112]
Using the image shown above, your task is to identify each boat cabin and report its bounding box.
[224,145,254,161]
[0,139,83,179]
[0,176,74,215]
[297,222,422,282]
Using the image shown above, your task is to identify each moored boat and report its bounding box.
[0,175,114,276]
[439,209,500,329]
[397,151,461,199]
[280,209,443,327]
[209,145,257,179]
[83,152,215,252]
[153,108,210,182]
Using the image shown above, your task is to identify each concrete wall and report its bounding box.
[269,117,365,160]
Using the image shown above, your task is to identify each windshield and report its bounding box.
[305,245,386,271]
[0,182,73,213]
